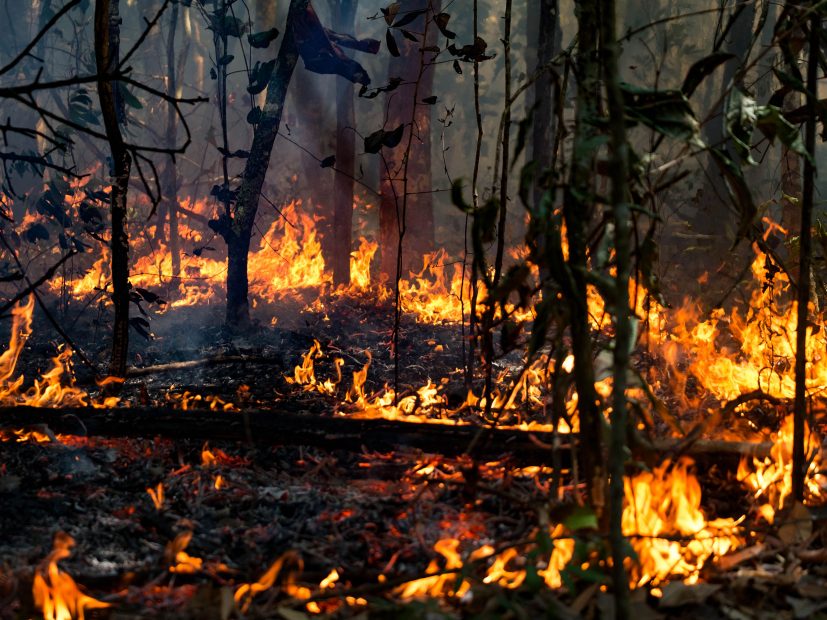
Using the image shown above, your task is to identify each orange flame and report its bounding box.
[32,532,111,620]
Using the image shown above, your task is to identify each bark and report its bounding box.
[530,0,561,208]
[378,0,438,279]
[224,0,308,326]
[95,0,132,378]
[165,0,180,278]
[563,0,603,513]
[332,0,357,286]
[602,0,632,613]
[792,7,817,503]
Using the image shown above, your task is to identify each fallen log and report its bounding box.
[0,406,573,463]
[125,354,281,378]
[0,405,776,464]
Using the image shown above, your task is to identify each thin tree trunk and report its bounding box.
[332,0,357,287]
[378,0,438,279]
[564,0,603,513]
[792,6,817,503]
[601,0,632,614]
[225,0,308,326]
[95,0,132,378]
[166,0,180,278]
[530,0,560,208]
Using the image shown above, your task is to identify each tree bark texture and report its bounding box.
[224,0,309,326]
[563,0,603,513]
[95,0,132,378]
[378,0,439,279]
[332,0,358,286]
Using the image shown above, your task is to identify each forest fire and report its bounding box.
[5,0,827,617]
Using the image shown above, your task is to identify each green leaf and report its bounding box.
[725,87,758,164]
[247,27,279,49]
[564,505,598,531]
[118,84,143,109]
[756,104,811,162]
[621,84,703,147]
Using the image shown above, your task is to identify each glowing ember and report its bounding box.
[32,532,111,620]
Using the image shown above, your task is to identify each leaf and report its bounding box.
[247,27,279,49]
[421,95,437,105]
[386,29,400,57]
[393,8,426,28]
[363,124,405,153]
[434,13,456,39]
[725,87,758,164]
[381,2,400,26]
[681,52,735,96]
[658,582,721,608]
[119,84,143,109]
[247,59,276,94]
[400,29,418,42]
[246,106,262,124]
[708,147,756,243]
[320,155,336,168]
[621,83,703,147]
[564,505,598,531]
[453,59,462,74]
[382,123,405,148]
[24,223,50,243]
[212,14,245,38]
[217,54,234,66]
[756,105,811,162]
[129,317,152,340]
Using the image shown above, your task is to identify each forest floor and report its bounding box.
[1,292,827,618]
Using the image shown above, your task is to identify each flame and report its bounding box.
[623,458,742,587]
[233,552,305,613]
[147,483,165,510]
[32,532,111,620]
[0,297,93,408]
[737,414,827,522]
[166,531,203,574]
[285,340,343,395]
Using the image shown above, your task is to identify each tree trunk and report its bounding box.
[564,0,603,514]
[530,0,561,209]
[378,0,438,279]
[165,0,181,279]
[224,0,308,326]
[602,0,632,613]
[332,0,357,286]
[95,0,132,378]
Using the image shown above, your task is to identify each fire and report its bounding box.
[0,297,91,408]
[234,551,306,613]
[32,532,111,620]
[147,483,165,510]
[166,531,203,574]
[623,458,742,587]
[285,339,343,395]
[737,414,827,522]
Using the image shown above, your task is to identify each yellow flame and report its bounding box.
[32,532,110,620]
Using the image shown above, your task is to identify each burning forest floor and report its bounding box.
[4,254,827,618]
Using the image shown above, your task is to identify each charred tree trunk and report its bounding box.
[223,0,307,326]
[529,0,561,209]
[95,0,132,378]
[165,0,181,279]
[378,0,438,279]
[602,0,632,613]
[564,0,603,513]
[331,0,357,286]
